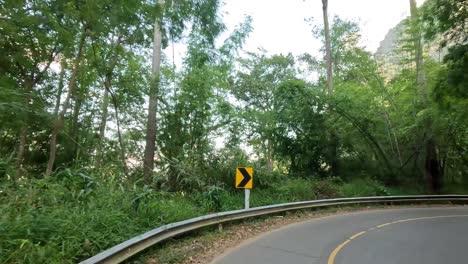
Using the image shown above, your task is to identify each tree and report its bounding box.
[233,53,296,171]
[321,0,334,94]
[273,80,328,176]
[157,17,252,191]
[421,0,468,186]
[408,0,442,193]
[143,8,163,182]
[307,16,406,180]
[143,0,225,181]
[89,0,152,175]
[46,27,87,176]
[0,0,63,179]
[317,4,340,176]
[44,0,153,176]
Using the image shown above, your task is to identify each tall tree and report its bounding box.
[421,0,468,187]
[320,0,339,176]
[234,53,296,171]
[321,0,334,94]
[409,0,428,101]
[157,17,251,191]
[142,0,225,181]
[143,11,163,181]
[0,0,61,179]
[46,27,87,176]
[409,0,442,193]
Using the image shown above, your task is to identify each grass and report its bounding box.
[0,172,454,263]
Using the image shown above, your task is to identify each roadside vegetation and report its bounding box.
[0,0,466,263]
[0,173,412,263]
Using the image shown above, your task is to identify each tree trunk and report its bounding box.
[70,92,83,161]
[425,136,442,192]
[322,0,334,94]
[14,43,56,179]
[409,0,428,102]
[53,60,67,117]
[409,0,442,193]
[321,0,339,176]
[104,78,129,176]
[15,127,27,181]
[267,140,274,171]
[69,67,88,164]
[46,29,86,176]
[94,34,122,169]
[143,16,163,181]
[329,131,339,176]
[14,78,34,180]
[95,88,109,168]
[114,101,128,177]
[383,111,403,166]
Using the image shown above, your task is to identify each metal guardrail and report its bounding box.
[80,195,468,264]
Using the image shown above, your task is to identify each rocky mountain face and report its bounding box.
[374,20,408,79]
[375,20,406,62]
[374,18,449,79]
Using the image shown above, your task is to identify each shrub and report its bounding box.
[0,173,205,264]
[312,177,343,199]
[441,182,468,195]
[275,178,316,201]
[193,185,227,212]
[340,178,390,197]
[219,191,245,211]
[254,169,284,189]
[250,189,286,207]
[0,154,14,180]
[0,169,412,264]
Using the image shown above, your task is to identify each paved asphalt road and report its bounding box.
[211,207,468,264]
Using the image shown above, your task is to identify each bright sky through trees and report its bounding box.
[170,0,426,66]
[225,0,426,53]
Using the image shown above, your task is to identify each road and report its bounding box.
[211,207,468,264]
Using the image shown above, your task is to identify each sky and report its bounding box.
[218,0,426,56]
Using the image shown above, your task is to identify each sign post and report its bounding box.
[245,189,250,209]
[236,167,253,209]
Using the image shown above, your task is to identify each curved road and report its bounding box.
[211,207,468,264]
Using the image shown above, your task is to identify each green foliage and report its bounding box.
[0,174,203,263]
[341,178,390,197]
[0,0,467,262]
[197,185,226,212]
[422,0,468,44]
[312,177,344,199]
[434,44,468,102]
[442,182,468,195]
[0,154,14,180]
[155,17,251,192]
[233,52,297,167]
[273,80,329,176]
[275,179,316,201]
[254,169,284,189]
[0,168,461,263]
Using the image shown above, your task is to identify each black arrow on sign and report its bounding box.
[237,167,252,188]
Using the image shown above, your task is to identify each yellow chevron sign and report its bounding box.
[236,167,253,189]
